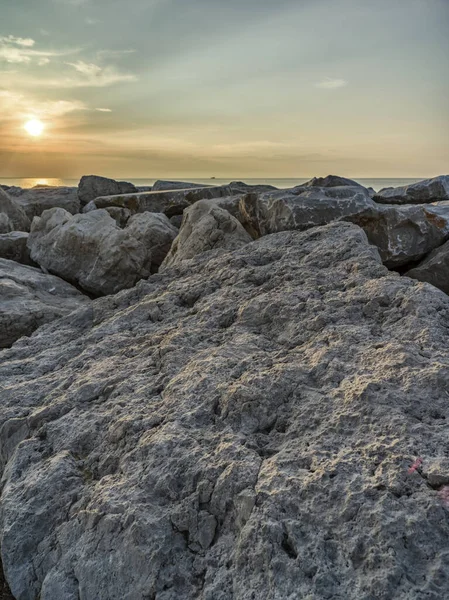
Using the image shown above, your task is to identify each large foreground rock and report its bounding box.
[0,187,31,233]
[78,175,137,206]
[161,200,252,269]
[7,186,80,219]
[374,175,449,205]
[27,209,156,296]
[0,257,89,347]
[1,222,449,599]
[406,240,449,295]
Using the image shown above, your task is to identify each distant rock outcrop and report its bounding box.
[152,180,209,191]
[0,257,89,347]
[374,175,449,204]
[161,199,252,269]
[2,222,449,600]
[78,175,138,206]
[0,187,31,233]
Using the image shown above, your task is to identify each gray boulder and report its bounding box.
[0,257,89,348]
[92,184,236,218]
[126,212,178,268]
[169,214,183,229]
[302,174,366,189]
[2,222,449,600]
[240,186,374,237]
[7,186,80,219]
[0,187,31,233]
[229,181,278,192]
[104,206,132,228]
[152,180,209,191]
[374,175,449,205]
[406,241,449,295]
[27,209,154,296]
[78,175,137,206]
[0,232,34,266]
[161,199,252,269]
[346,202,449,268]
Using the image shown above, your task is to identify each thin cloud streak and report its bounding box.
[315,78,348,89]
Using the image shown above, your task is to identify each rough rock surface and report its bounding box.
[347,202,449,268]
[302,174,367,189]
[0,257,89,348]
[152,180,209,191]
[374,175,449,205]
[27,209,154,296]
[7,186,80,219]
[0,187,31,233]
[126,212,178,268]
[161,200,252,269]
[0,232,34,266]
[240,186,374,237]
[1,222,449,600]
[200,194,250,225]
[406,240,449,295]
[78,175,137,206]
[92,185,237,218]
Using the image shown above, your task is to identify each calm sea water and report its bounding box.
[1,177,426,192]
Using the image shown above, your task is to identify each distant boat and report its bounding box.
[210,176,216,179]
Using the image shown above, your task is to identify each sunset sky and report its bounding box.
[1,0,448,179]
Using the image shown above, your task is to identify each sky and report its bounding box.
[0,0,448,179]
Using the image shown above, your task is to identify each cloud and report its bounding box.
[0,90,87,120]
[315,78,348,89]
[96,108,112,112]
[86,17,100,25]
[0,35,35,47]
[65,60,137,87]
[0,35,75,65]
[54,0,89,5]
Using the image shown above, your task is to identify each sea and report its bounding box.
[0,177,426,192]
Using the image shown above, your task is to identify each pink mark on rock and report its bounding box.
[408,457,423,474]
[438,486,449,507]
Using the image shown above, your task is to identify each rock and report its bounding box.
[229,181,278,192]
[27,209,154,296]
[374,175,449,205]
[92,185,236,218]
[170,215,184,229]
[0,232,34,266]
[152,180,209,191]
[104,207,132,228]
[302,174,366,189]
[0,257,89,347]
[406,240,449,295]
[7,186,80,219]
[240,186,374,237]
[161,199,252,269]
[78,175,137,206]
[126,212,178,268]
[0,187,31,233]
[2,222,449,599]
[200,194,249,225]
[347,202,449,268]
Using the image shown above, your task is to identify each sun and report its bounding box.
[24,119,45,137]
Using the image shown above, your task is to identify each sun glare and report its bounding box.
[24,119,45,137]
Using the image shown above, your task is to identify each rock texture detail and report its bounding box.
[78,175,138,206]
[0,232,34,266]
[374,175,449,205]
[0,257,89,347]
[0,187,31,233]
[1,222,449,599]
[161,200,252,269]
[7,187,80,219]
[406,240,449,295]
[27,209,154,296]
